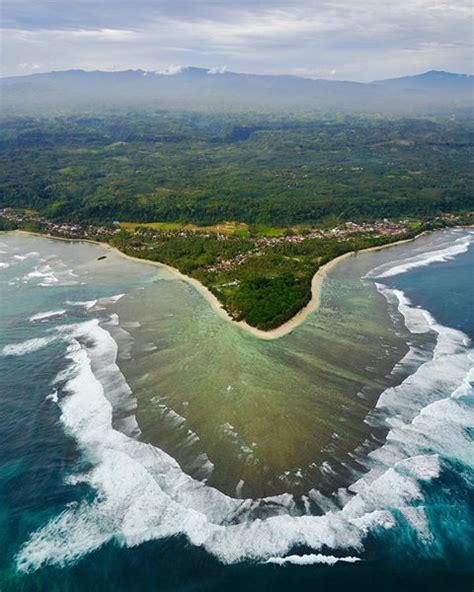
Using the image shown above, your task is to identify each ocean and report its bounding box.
[0,229,472,591]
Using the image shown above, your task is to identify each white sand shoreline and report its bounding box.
[13,229,424,340]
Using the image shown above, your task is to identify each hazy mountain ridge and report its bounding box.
[1,67,472,114]
[374,70,473,92]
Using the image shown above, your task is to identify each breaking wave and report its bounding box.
[29,310,66,322]
[12,251,40,261]
[2,336,56,357]
[15,315,473,573]
[266,553,361,566]
[66,300,97,310]
[367,233,473,279]
[22,261,79,287]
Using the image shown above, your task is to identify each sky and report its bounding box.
[1,0,472,80]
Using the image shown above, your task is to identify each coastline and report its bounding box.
[13,229,421,340]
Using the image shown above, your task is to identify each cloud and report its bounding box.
[70,28,137,41]
[207,65,227,75]
[1,0,472,80]
[154,64,185,75]
[18,61,40,69]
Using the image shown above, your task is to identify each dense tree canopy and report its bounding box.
[1,112,473,226]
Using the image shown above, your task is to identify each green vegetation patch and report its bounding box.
[1,112,472,225]
[231,272,312,330]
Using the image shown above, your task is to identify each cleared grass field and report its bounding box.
[120,221,290,237]
[120,221,185,232]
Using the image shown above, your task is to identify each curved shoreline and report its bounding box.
[237,236,421,340]
[12,229,425,340]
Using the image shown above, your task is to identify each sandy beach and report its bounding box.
[14,230,419,340]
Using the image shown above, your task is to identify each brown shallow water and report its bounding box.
[109,242,435,499]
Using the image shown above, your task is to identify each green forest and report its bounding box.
[1,111,472,226]
[1,110,473,330]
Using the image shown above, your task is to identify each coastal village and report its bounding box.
[1,207,417,248]
[0,207,461,275]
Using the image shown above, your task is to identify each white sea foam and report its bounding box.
[98,294,125,305]
[351,276,474,492]
[16,315,450,573]
[29,310,66,322]
[266,553,361,566]
[58,318,141,438]
[0,262,10,269]
[22,260,79,287]
[39,272,78,287]
[369,234,472,279]
[25,265,57,282]
[2,336,56,356]
[46,390,59,403]
[399,507,434,544]
[12,251,40,261]
[375,285,431,334]
[66,300,97,310]
[373,287,471,423]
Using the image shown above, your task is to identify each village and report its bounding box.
[1,207,414,244]
[0,207,462,278]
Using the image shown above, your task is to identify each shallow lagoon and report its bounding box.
[0,229,472,590]
[113,238,419,498]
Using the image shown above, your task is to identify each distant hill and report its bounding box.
[375,70,473,93]
[1,67,472,114]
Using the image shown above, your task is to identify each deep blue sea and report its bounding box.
[0,229,473,592]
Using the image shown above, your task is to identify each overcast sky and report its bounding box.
[1,0,472,80]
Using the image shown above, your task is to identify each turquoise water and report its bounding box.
[0,230,473,591]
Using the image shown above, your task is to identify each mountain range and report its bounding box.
[1,67,472,114]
